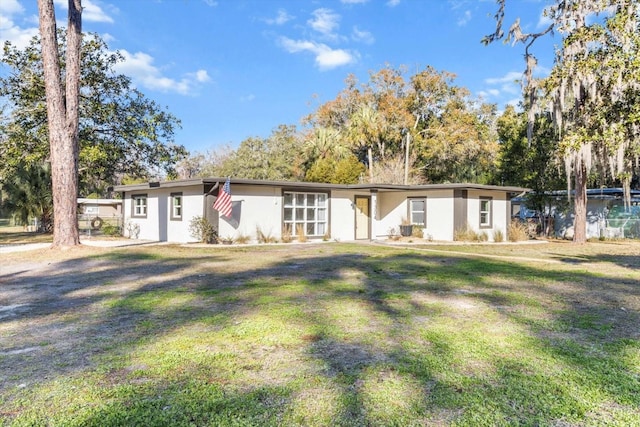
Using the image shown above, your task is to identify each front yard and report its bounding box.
[1,240,639,426]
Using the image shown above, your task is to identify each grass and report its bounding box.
[0,225,52,244]
[1,236,639,426]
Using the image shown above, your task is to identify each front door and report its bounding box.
[355,196,370,240]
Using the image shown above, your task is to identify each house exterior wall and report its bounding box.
[122,184,203,243]
[329,189,359,240]
[377,190,456,241]
[167,185,205,242]
[217,184,283,241]
[424,190,456,241]
[78,200,122,218]
[467,190,509,241]
[117,180,522,244]
[554,199,615,239]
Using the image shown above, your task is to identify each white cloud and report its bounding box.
[352,26,374,44]
[279,37,356,70]
[341,0,369,3]
[479,71,524,102]
[114,50,210,95]
[386,0,401,6]
[53,0,114,23]
[0,0,37,50]
[308,8,340,38]
[484,71,522,85]
[0,0,24,15]
[457,10,471,26]
[264,9,293,26]
[202,0,218,6]
[240,94,256,102]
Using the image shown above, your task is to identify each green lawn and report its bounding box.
[1,241,639,426]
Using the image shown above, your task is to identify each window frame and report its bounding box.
[282,191,329,237]
[408,197,427,227]
[132,194,148,218]
[479,197,492,229]
[170,192,183,221]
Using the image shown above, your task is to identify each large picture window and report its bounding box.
[170,193,182,221]
[283,191,327,237]
[479,197,492,228]
[409,198,426,226]
[132,194,147,218]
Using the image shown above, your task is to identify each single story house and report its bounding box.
[112,178,528,243]
[77,198,123,231]
[551,188,640,239]
[512,188,640,239]
[78,198,122,218]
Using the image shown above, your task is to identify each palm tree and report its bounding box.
[2,162,53,231]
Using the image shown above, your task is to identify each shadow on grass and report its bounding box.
[1,243,639,425]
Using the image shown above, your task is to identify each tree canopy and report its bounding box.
[182,65,500,186]
[484,0,640,242]
[1,31,186,197]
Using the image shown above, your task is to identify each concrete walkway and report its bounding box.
[0,238,158,254]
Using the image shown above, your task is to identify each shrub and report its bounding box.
[296,224,308,243]
[411,226,424,238]
[189,216,218,243]
[102,223,121,236]
[493,229,504,243]
[235,234,251,244]
[281,225,293,243]
[454,224,478,241]
[507,220,529,242]
[454,224,488,242]
[256,226,277,243]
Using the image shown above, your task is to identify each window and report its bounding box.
[283,191,327,237]
[171,193,182,220]
[132,194,147,218]
[409,198,426,226]
[479,197,492,228]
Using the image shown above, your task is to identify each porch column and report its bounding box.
[370,190,379,240]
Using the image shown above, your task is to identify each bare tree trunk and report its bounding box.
[38,0,81,248]
[573,163,588,244]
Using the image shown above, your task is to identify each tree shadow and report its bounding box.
[1,243,639,425]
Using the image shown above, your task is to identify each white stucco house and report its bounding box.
[551,188,640,239]
[112,178,527,243]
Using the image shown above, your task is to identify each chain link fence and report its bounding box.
[78,214,123,237]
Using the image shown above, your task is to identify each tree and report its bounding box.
[1,33,185,196]
[495,106,566,235]
[419,98,499,183]
[208,125,305,181]
[484,0,640,243]
[36,0,82,247]
[305,155,365,184]
[306,65,498,185]
[2,162,53,231]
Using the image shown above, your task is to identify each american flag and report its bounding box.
[213,178,232,218]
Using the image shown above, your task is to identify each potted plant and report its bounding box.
[399,217,413,237]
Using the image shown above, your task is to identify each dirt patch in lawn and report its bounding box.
[1,240,639,425]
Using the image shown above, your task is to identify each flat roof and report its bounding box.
[112,177,528,194]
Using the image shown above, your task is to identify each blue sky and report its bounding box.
[1,0,557,155]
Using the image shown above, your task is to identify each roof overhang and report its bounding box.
[112,177,529,195]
